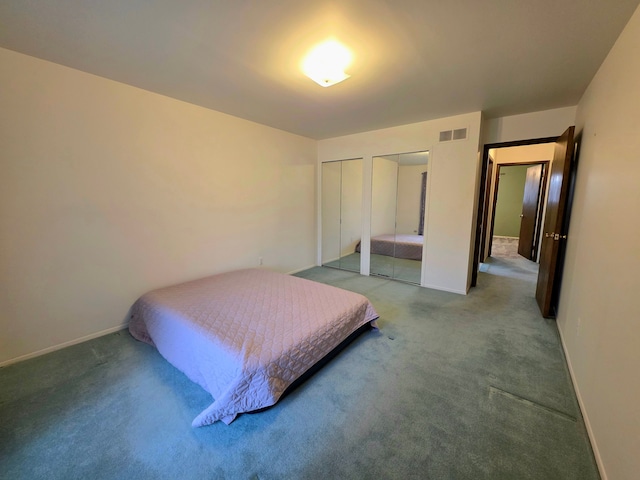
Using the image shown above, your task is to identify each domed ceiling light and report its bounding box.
[302,39,352,87]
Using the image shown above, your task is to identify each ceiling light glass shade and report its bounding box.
[302,40,352,87]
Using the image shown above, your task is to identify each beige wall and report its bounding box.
[484,106,577,144]
[557,5,640,480]
[0,48,317,365]
[318,111,482,294]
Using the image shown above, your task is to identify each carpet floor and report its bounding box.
[0,254,599,479]
[325,252,422,285]
[490,236,523,259]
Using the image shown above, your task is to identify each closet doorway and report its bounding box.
[321,158,363,273]
[370,151,428,285]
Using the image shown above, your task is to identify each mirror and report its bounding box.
[370,151,428,284]
[321,158,363,272]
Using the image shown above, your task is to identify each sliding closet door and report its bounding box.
[394,159,428,283]
[321,158,363,273]
[370,151,428,284]
[370,156,398,278]
[339,159,363,272]
[321,161,341,266]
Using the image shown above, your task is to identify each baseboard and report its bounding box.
[2,265,322,368]
[287,264,319,275]
[557,327,607,480]
[0,324,128,368]
[420,282,468,295]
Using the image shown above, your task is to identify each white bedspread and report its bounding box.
[129,268,379,426]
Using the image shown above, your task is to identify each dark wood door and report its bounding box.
[536,126,575,318]
[518,164,543,260]
[479,159,494,262]
[487,164,502,257]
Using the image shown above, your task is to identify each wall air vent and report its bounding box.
[439,130,453,142]
[453,128,468,140]
[439,128,468,142]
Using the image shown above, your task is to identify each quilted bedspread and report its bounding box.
[129,268,379,426]
[357,234,424,260]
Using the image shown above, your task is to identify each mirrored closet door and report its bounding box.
[321,158,363,273]
[370,151,428,284]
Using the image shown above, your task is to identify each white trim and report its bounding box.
[287,264,318,275]
[0,264,334,367]
[557,327,607,480]
[420,283,468,295]
[0,324,128,368]
[319,256,340,264]
[316,158,322,266]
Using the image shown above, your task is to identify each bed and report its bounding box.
[128,268,379,427]
[356,234,424,261]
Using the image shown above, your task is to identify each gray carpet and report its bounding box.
[324,252,422,285]
[0,257,599,480]
[490,236,522,259]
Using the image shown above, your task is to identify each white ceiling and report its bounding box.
[1,0,638,139]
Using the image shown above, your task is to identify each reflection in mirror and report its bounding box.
[321,158,363,273]
[321,161,341,267]
[371,151,428,284]
[339,159,363,272]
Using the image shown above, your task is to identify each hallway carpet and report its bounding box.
[0,257,599,479]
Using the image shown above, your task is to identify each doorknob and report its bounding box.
[520,214,524,218]
[545,232,567,240]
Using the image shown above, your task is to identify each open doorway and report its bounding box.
[482,143,554,264]
[472,137,557,288]
[487,160,549,262]
[472,128,577,319]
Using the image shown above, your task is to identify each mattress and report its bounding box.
[357,234,424,260]
[128,268,379,426]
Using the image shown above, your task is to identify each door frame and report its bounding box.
[487,160,549,260]
[478,157,494,262]
[471,136,557,287]
[517,162,549,261]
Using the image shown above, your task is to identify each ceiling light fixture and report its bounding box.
[302,39,352,87]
